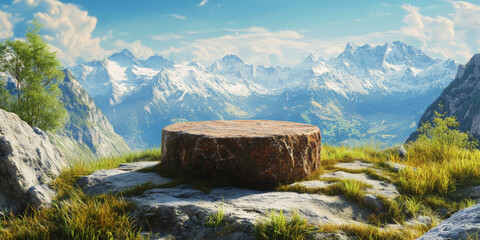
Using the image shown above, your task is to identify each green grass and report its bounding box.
[256,210,313,240]
[277,179,372,203]
[0,148,162,239]
[205,200,226,228]
[317,222,431,240]
[1,188,145,240]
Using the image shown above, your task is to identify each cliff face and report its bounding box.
[47,70,130,160]
[408,54,480,142]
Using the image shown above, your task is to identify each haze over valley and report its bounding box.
[70,41,457,149]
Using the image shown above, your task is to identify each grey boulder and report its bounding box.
[0,109,66,212]
[417,203,480,239]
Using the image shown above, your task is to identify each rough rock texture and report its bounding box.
[78,161,170,195]
[362,194,383,213]
[129,185,369,240]
[0,109,66,212]
[417,203,480,240]
[160,120,321,186]
[79,161,407,240]
[335,160,374,170]
[408,53,480,143]
[386,162,409,173]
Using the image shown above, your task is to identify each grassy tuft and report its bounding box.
[317,222,430,240]
[205,200,226,228]
[1,188,145,239]
[255,210,313,240]
[322,144,390,163]
[277,179,372,203]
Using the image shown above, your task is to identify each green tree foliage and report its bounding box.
[0,79,11,110]
[407,104,479,162]
[0,19,66,130]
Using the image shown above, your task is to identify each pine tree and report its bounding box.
[0,19,66,130]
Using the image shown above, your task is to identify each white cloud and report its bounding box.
[150,33,183,41]
[160,27,317,66]
[11,0,109,65]
[170,14,186,20]
[163,1,480,66]
[13,0,38,7]
[399,2,479,63]
[102,30,113,41]
[0,10,14,39]
[114,40,153,59]
[197,0,208,7]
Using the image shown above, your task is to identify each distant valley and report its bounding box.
[70,41,457,149]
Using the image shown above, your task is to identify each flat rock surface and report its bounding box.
[162,120,320,137]
[320,171,398,199]
[129,185,369,240]
[417,203,480,240]
[78,161,171,195]
[118,161,159,171]
[161,120,322,185]
[290,180,334,189]
[80,162,372,239]
[335,161,374,170]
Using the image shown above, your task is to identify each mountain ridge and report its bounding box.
[408,53,480,143]
[69,41,457,149]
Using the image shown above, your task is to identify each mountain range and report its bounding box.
[69,41,457,149]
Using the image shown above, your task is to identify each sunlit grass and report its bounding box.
[322,144,388,163]
[317,222,430,240]
[256,210,313,240]
[0,188,145,239]
[0,148,162,239]
[397,148,480,197]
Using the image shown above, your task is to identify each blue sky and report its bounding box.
[1,0,480,66]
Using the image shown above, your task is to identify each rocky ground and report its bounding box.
[77,160,443,240]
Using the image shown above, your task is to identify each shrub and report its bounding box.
[407,107,478,163]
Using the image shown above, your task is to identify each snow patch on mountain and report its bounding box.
[69,41,457,149]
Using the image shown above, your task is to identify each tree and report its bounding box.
[0,19,66,130]
[407,104,479,162]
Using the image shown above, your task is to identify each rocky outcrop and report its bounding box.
[78,161,171,195]
[408,53,480,143]
[417,203,480,240]
[130,185,367,240]
[0,109,66,212]
[160,120,321,186]
[80,162,369,240]
[47,70,130,161]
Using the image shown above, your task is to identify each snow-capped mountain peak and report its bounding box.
[209,54,247,71]
[69,42,457,149]
[108,49,139,66]
[142,54,174,69]
[303,52,321,64]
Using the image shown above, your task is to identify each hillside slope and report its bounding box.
[408,54,480,142]
[47,70,131,160]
